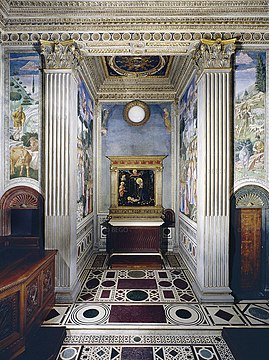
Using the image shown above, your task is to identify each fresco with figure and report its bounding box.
[179,77,198,222]
[9,52,41,180]
[234,51,266,181]
[77,80,94,222]
[100,102,172,212]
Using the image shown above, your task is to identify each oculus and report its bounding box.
[123,100,150,126]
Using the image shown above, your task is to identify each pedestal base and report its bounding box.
[193,282,234,303]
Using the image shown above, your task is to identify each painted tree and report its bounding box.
[256,54,266,93]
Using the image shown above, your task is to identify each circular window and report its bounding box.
[123,100,150,126]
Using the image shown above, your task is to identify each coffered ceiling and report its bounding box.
[1,0,268,100]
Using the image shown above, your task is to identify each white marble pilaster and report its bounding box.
[194,38,236,302]
[41,40,80,302]
[44,69,79,302]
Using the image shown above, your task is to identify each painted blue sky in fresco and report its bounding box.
[235,51,266,96]
[10,53,40,76]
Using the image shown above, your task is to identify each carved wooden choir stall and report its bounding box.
[0,186,57,359]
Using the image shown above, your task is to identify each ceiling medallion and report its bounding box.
[123,100,150,126]
[107,55,168,77]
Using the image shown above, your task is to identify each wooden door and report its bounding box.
[239,208,262,291]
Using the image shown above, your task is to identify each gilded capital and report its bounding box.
[40,39,82,70]
[194,38,236,76]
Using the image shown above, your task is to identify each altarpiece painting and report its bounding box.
[108,156,166,222]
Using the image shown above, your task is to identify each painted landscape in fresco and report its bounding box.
[179,77,198,222]
[9,52,41,180]
[77,81,94,222]
[234,51,266,180]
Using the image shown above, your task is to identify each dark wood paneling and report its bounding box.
[0,251,56,359]
[108,226,160,253]
[240,208,262,291]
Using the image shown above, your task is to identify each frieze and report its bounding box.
[5,1,269,14]
[1,31,269,51]
[98,93,176,101]
[0,0,9,15]
[2,20,269,34]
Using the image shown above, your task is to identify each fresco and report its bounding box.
[100,103,172,212]
[9,52,41,180]
[179,77,198,222]
[234,51,266,180]
[77,81,94,222]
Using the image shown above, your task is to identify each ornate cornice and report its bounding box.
[194,38,236,76]
[3,18,269,33]
[98,72,175,100]
[1,31,269,53]
[40,39,82,70]
[79,56,105,96]
[0,0,9,15]
[1,1,268,35]
[98,90,176,101]
[5,1,269,15]
[0,0,9,28]
[173,55,195,98]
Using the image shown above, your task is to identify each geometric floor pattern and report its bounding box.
[57,334,235,360]
[43,252,269,360]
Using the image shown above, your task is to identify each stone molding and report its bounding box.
[4,1,269,20]
[194,38,236,77]
[40,39,82,70]
[1,31,268,52]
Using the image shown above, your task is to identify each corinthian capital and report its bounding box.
[40,39,82,70]
[194,38,236,76]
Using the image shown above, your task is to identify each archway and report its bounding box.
[230,186,269,300]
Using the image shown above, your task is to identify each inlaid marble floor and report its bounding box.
[43,252,269,360]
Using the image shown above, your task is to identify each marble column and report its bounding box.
[41,40,80,302]
[194,38,236,302]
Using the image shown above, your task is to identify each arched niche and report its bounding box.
[230,185,269,300]
[0,186,44,252]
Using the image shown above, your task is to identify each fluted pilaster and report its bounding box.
[195,39,235,302]
[41,40,80,302]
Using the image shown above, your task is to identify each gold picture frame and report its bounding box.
[107,156,166,223]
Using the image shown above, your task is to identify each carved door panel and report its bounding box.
[239,208,262,291]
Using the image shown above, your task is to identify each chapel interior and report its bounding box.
[0,1,269,359]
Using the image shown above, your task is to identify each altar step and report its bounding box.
[109,253,163,269]
[222,327,269,360]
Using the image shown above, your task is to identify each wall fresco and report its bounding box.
[234,51,266,180]
[9,52,41,180]
[100,103,172,212]
[179,77,198,222]
[77,80,94,222]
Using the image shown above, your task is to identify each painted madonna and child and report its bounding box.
[118,169,155,207]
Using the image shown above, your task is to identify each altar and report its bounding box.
[106,156,166,264]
